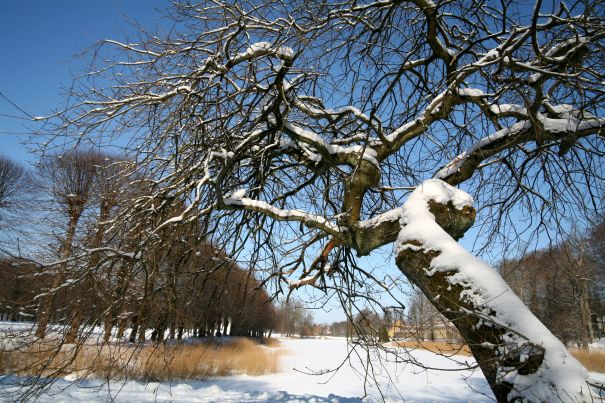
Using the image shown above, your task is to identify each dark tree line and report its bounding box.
[0,247,275,343]
[0,259,40,322]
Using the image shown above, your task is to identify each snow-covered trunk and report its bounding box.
[395,180,592,402]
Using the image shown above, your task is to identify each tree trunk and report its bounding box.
[67,199,112,344]
[395,180,591,402]
[36,211,81,339]
[129,315,139,343]
[138,317,148,342]
[107,264,130,342]
[103,312,113,343]
[65,310,83,344]
[117,317,128,339]
[579,277,594,350]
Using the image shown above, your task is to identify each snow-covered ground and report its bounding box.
[3,321,605,402]
[1,336,495,402]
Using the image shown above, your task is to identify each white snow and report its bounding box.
[483,48,499,61]
[435,121,531,179]
[489,103,526,116]
[284,122,379,167]
[358,207,403,230]
[276,46,294,59]
[228,189,247,201]
[540,115,605,134]
[589,339,605,351]
[231,42,294,63]
[248,42,272,53]
[0,334,493,402]
[457,88,485,98]
[528,73,542,84]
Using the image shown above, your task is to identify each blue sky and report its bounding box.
[0,0,166,163]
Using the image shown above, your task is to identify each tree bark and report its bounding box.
[129,315,139,343]
[66,199,112,343]
[36,211,81,339]
[103,312,113,343]
[579,277,594,350]
[395,180,591,402]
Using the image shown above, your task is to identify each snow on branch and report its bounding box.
[228,41,294,66]
[223,191,341,237]
[435,107,605,183]
[283,122,379,167]
[435,121,531,181]
[357,207,403,231]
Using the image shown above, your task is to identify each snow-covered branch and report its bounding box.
[436,107,605,184]
[223,192,341,237]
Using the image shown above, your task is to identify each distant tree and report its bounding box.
[0,155,32,253]
[0,258,41,322]
[276,299,313,337]
[409,290,437,340]
[329,320,349,337]
[0,155,27,213]
[35,150,102,339]
[121,236,276,343]
[350,308,391,342]
[500,234,603,348]
[587,217,605,322]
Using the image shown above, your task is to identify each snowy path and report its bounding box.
[1,338,494,402]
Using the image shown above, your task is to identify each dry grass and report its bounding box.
[388,340,472,357]
[0,338,283,381]
[569,349,605,373]
[388,341,605,373]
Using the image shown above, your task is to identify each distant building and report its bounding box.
[387,319,461,342]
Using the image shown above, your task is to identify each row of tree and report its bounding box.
[0,152,276,343]
[273,299,314,337]
[500,219,605,348]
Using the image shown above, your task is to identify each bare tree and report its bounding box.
[35,150,102,339]
[500,240,598,348]
[276,299,312,337]
[587,216,605,337]
[64,156,134,343]
[0,155,32,253]
[35,0,605,400]
[0,155,27,212]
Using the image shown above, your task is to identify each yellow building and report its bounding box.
[388,319,461,342]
